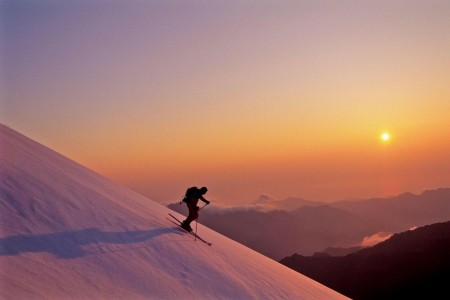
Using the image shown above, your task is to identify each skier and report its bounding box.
[181,186,210,232]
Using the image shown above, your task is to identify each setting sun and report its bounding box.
[381,132,390,142]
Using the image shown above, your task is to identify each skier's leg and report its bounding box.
[185,203,199,224]
[182,203,198,231]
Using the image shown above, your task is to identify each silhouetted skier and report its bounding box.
[181,186,210,232]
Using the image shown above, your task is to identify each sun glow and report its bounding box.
[381,132,390,142]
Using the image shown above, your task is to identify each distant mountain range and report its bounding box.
[280,221,450,299]
[253,194,326,211]
[169,188,450,260]
[331,189,450,232]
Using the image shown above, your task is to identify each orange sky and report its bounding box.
[2,1,450,204]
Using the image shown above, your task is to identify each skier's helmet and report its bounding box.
[200,187,208,194]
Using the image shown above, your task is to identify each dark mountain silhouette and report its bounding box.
[313,246,365,257]
[280,221,450,300]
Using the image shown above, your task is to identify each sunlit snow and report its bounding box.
[0,124,347,299]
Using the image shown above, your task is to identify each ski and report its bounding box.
[168,213,212,246]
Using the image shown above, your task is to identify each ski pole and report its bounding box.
[195,202,209,241]
[195,219,198,241]
[199,202,209,210]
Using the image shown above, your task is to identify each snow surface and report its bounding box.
[0,124,348,299]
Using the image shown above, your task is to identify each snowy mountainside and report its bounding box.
[0,124,347,299]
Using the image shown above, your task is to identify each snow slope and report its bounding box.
[0,124,347,300]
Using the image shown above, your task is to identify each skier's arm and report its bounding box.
[199,196,210,204]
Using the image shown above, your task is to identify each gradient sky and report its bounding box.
[2,0,450,204]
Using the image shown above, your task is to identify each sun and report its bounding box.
[381,132,390,142]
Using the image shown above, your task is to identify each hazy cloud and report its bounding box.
[360,231,393,247]
[204,203,267,214]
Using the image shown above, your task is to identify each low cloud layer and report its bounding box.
[360,231,393,247]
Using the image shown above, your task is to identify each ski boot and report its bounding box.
[181,221,193,232]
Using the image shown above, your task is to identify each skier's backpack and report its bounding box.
[180,187,197,204]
